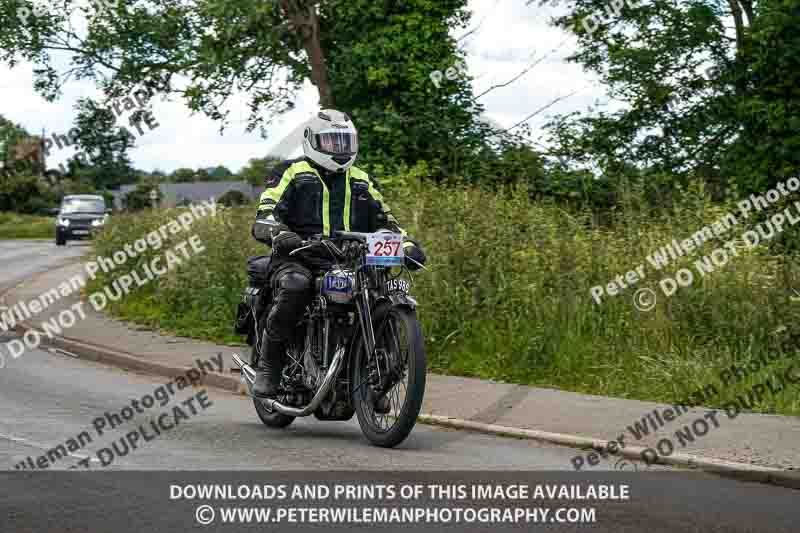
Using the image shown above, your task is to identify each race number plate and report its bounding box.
[366,232,404,266]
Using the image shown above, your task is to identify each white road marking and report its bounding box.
[48,347,79,358]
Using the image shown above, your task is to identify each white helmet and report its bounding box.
[302,109,359,172]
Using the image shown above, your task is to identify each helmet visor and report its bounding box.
[312,130,358,155]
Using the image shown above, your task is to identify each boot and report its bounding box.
[253,337,285,399]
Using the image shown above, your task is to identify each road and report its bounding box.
[1,240,799,532]
[0,239,86,292]
[0,238,652,470]
[0,239,611,471]
[0,345,600,470]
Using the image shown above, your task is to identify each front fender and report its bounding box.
[381,292,418,310]
[347,293,417,363]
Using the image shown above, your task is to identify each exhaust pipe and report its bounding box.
[231,352,257,385]
[231,347,345,417]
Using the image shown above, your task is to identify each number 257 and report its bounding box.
[373,241,399,256]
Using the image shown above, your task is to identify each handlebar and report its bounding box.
[332,230,371,242]
[287,231,393,262]
[284,231,426,271]
[288,233,364,259]
[288,239,328,257]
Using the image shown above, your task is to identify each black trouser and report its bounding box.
[264,260,314,344]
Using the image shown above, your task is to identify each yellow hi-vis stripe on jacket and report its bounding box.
[258,161,332,236]
[349,166,406,236]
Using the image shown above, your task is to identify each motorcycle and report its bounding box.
[232,230,427,448]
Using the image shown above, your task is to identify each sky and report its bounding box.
[0,0,607,174]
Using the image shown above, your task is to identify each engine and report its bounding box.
[320,268,356,304]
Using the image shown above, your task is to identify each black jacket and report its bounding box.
[252,157,404,245]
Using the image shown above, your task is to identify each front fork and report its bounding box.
[356,271,377,359]
[355,269,392,392]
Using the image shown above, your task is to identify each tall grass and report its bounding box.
[0,212,54,239]
[86,179,800,415]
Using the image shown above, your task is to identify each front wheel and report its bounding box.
[352,306,427,448]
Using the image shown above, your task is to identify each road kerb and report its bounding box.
[418,414,800,490]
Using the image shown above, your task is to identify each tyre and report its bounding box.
[352,306,427,448]
[250,339,295,429]
[56,234,66,246]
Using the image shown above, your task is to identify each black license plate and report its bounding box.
[386,279,409,293]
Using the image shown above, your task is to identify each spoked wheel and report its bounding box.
[251,335,295,429]
[352,306,427,448]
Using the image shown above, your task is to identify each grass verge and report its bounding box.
[85,180,800,416]
[0,212,54,239]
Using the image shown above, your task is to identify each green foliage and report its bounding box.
[167,165,238,183]
[86,206,261,343]
[723,0,800,192]
[238,156,282,186]
[0,0,303,130]
[67,99,137,189]
[0,113,114,214]
[0,174,57,213]
[206,165,233,180]
[0,212,54,239]
[0,115,45,178]
[544,0,800,194]
[217,189,249,206]
[122,178,163,211]
[0,1,527,183]
[0,115,31,164]
[170,168,197,183]
[322,0,492,176]
[87,176,800,415]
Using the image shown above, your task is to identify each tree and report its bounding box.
[0,0,508,180]
[542,0,800,195]
[0,115,43,177]
[0,173,56,213]
[67,98,137,189]
[0,0,333,132]
[123,178,163,211]
[207,165,234,180]
[317,0,491,176]
[147,169,168,180]
[193,168,211,181]
[218,189,249,206]
[171,168,197,183]
[238,156,283,186]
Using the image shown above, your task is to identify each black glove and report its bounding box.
[403,240,426,271]
[272,231,303,256]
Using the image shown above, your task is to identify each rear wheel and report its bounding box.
[352,306,426,448]
[56,234,66,246]
[251,336,295,429]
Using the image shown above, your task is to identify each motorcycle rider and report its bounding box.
[249,109,426,399]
